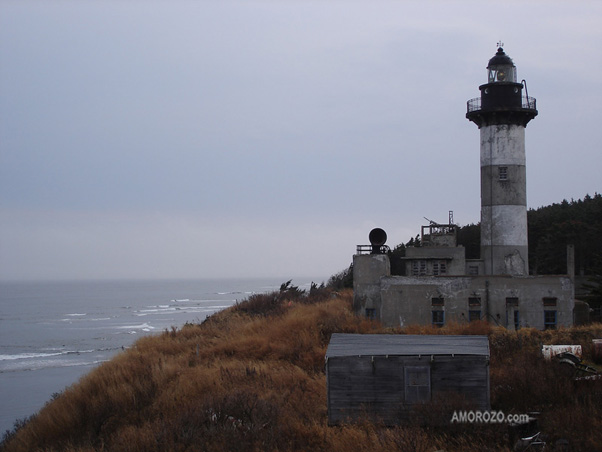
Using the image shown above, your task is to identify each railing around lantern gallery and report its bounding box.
[466,96,537,113]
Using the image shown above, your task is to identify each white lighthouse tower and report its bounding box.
[466,45,538,276]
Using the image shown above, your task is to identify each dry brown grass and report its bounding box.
[2,288,601,452]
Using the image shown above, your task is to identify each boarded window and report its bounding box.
[506,297,519,307]
[469,297,481,307]
[404,366,431,404]
[543,297,557,307]
[432,297,444,306]
[469,310,481,322]
[544,310,557,330]
[468,265,479,275]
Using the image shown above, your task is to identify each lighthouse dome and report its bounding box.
[488,47,514,68]
[486,47,517,83]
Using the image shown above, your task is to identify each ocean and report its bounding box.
[0,277,322,435]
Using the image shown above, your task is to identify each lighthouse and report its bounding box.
[466,45,538,276]
[353,45,574,330]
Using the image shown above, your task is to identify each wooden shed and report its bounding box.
[325,334,490,425]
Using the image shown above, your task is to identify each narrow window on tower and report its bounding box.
[499,167,508,180]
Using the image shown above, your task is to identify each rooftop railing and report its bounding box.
[356,245,390,255]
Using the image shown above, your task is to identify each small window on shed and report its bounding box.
[365,308,376,320]
[543,297,557,307]
[404,366,431,404]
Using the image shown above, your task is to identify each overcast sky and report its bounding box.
[1,1,600,281]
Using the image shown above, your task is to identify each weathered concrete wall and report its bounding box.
[380,276,473,327]
[428,233,456,247]
[480,124,529,275]
[480,124,526,167]
[379,274,574,330]
[353,254,390,320]
[466,259,485,275]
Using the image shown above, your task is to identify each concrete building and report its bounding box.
[353,46,575,330]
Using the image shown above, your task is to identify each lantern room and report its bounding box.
[487,47,517,83]
[466,45,537,127]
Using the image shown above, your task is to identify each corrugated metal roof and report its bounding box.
[325,334,489,358]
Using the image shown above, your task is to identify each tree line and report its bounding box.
[393,193,602,276]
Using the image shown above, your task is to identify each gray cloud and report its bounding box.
[1,1,601,280]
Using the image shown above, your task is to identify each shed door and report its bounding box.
[404,366,431,404]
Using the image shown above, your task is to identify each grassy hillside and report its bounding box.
[2,287,602,452]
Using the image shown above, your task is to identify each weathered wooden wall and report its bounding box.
[327,354,490,425]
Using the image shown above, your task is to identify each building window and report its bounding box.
[543,297,557,307]
[404,366,431,404]
[499,166,508,180]
[412,260,427,276]
[365,308,376,320]
[506,297,519,308]
[468,265,479,275]
[431,297,444,306]
[544,310,557,330]
[469,297,481,307]
[506,298,520,329]
[433,261,447,275]
[469,310,481,322]
[432,310,445,327]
